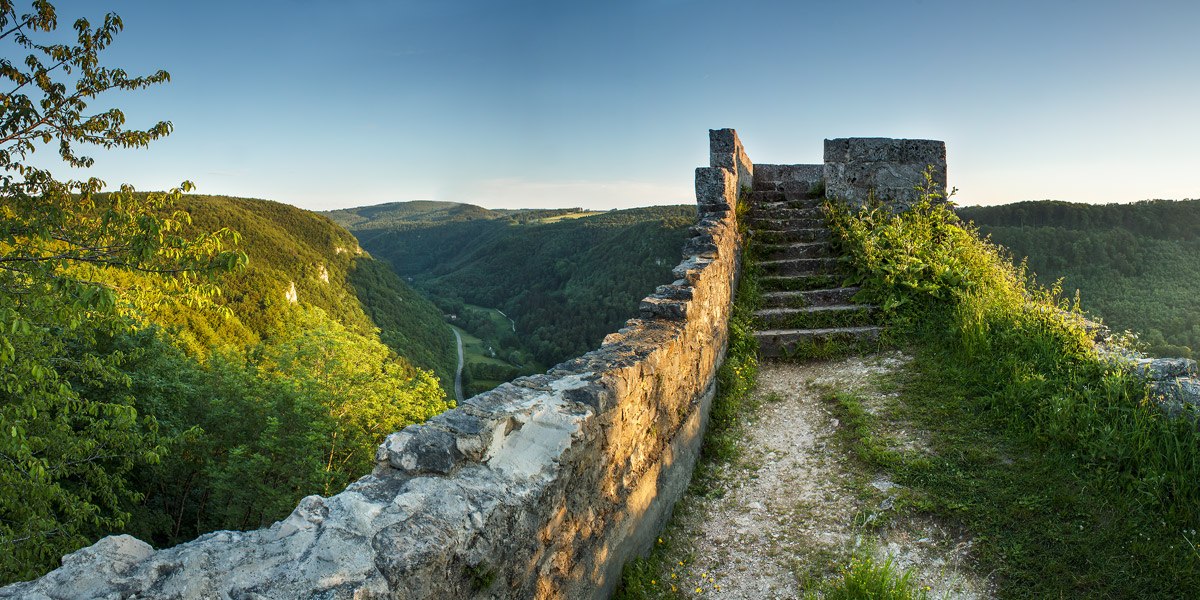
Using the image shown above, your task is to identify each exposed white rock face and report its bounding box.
[1094,325,1200,419]
[285,281,298,303]
[318,264,330,283]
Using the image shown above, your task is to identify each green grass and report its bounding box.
[462,302,517,336]
[753,229,831,245]
[760,274,844,292]
[841,349,1200,598]
[451,325,510,368]
[450,303,548,396]
[772,332,885,362]
[449,324,539,397]
[825,176,1200,597]
[536,210,605,223]
[803,553,929,600]
[754,306,876,330]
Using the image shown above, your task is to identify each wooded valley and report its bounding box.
[960,199,1200,357]
[328,201,697,394]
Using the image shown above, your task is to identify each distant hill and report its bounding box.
[324,200,500,230]
[327,201,697,374]
[325,201,602,231]
[959,199,1200,357]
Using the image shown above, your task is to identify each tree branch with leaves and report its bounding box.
[0,0,246,584]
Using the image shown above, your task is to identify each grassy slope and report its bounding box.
[831,197,1200,598]
[959,199,1200,357]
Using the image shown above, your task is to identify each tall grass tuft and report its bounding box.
[805,553,929,600]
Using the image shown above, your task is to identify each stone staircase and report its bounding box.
[747,166,881,359]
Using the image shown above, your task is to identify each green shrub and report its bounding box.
[825,171,1200,525]
[804,553,929,600]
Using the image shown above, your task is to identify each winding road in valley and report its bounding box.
[452,328,465,403]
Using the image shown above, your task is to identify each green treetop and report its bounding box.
[0,0,244,581]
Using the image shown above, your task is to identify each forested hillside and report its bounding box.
[2,193,457,583]
[328,202,696,376]
[959,199,1200,356]
[147,195,457,385]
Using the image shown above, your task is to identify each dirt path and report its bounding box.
[452,327,465,403]
[660,352,993,598]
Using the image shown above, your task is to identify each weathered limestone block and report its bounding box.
[377,425,465,475]
[1153,377,1200,419]
[1096,327,1200,423]
[752,164,824,192]
[824,137,947,210]
[640,296,689,321]
[1134,357,1199,380]
[709,128,753,190]
[695,167,737,214]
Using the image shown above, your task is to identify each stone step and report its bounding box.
[754,305,876,330]
[747,190,785,203]
[758,242,833,261]
[760,273,844,292]
[760,287,861,309]
[760,257,839,277]
[748,206,823,220]
[751,181,824,201]
[755,326,883,359]
[750,197,824,211]
[749,216,825,230]
[751,228,831,245]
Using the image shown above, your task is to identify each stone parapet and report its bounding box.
[2,133,749,600]
[709,128,753,191]
[824,137,947,210]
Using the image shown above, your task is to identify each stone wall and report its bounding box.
[1,130,754,600]
[824,137,947,209]
[751,163,823,197]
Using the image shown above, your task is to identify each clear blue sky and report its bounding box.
[34,0,1200,210]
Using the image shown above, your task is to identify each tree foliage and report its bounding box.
[0,2,454,584]
[0,0,247,582]
[105,311,449,547]
[959,199,1200,357]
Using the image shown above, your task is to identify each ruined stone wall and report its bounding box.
[750,163,823,196]
[824,137,947,209]
[1,130,754,600]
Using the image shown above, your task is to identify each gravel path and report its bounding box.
[660,352,993,599]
